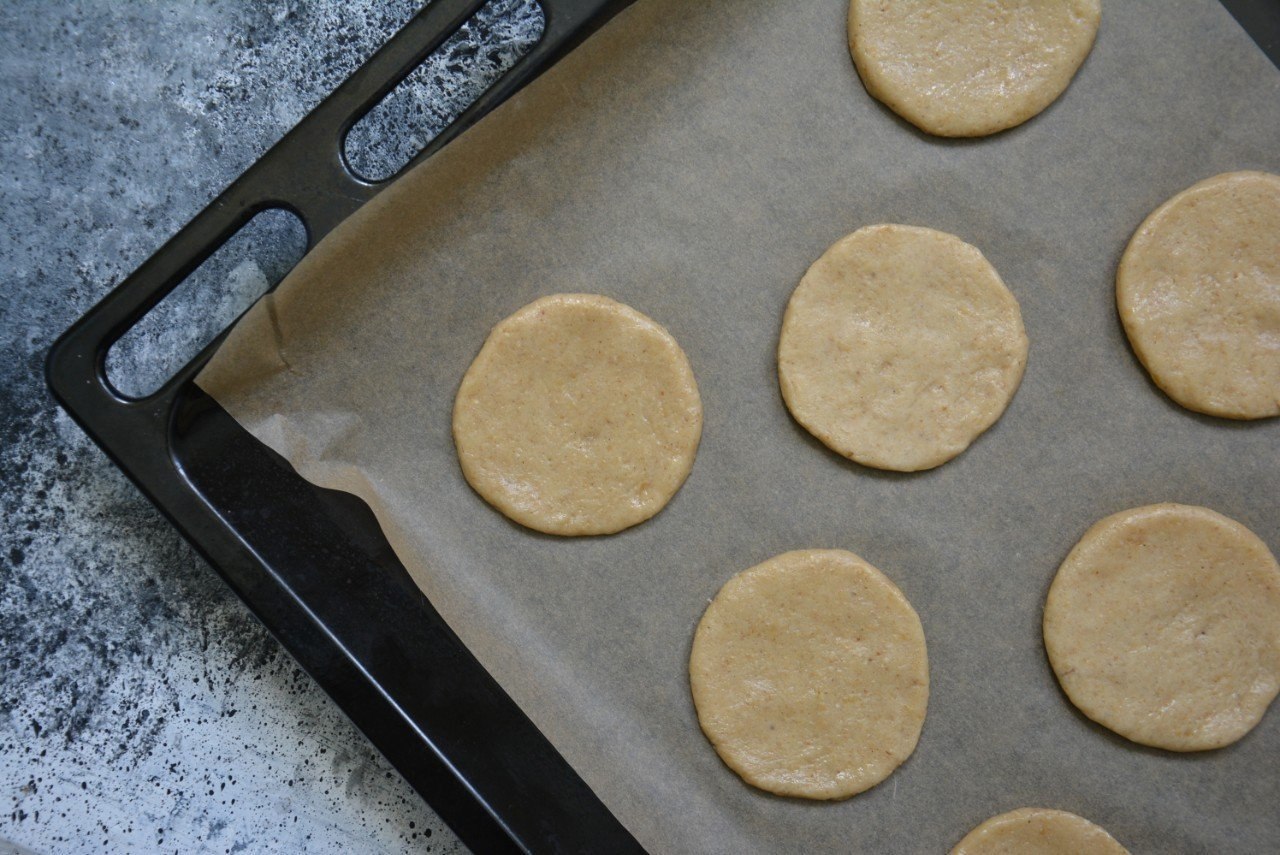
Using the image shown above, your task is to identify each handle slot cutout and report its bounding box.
[104,208,307,399]
[343,0,545,182]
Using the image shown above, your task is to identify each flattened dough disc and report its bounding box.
[1044,503,1280,751]
[1117,170,1280,419]
[453,293,702,536]
[848,0,1101,137]
[689,549,928,800]
[778,224,1028,472]
[951,807,1129,855]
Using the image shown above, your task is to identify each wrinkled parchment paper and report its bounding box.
[198,0,1280,850]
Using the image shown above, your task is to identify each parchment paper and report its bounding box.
[197,0,1280,851]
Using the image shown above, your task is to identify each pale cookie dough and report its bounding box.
[688,549,928,800]
[778,224,1028,472]
[1117,170,1280,419]
[1044,504,1280,751]
[848,0,1101,137]
[952,807,1129,855]
[453,293,701,536]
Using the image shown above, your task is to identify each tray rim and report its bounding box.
[45,2,1279,853]
[45,1,642,852]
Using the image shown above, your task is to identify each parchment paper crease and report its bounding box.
[198,1,1280,851]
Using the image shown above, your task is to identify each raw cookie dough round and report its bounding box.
[778,224,1028,472]
[1044,503,1280,751]
[1117,170,1280,419]
[848,0,1102,137]
[453,293,702,536]
[689,549,928,800]
[952,808,1129,855]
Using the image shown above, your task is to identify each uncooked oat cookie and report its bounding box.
[1117,170,1280,419]
[1044,503,1280,751]
[689,549,928,800]
[952,807,1129,855]
[453,293,701,536]
[848,0,1101,137]
[778,224,1028,472]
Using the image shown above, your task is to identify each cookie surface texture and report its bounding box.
[1117,170,1280,419]
[453,293,702,536]
[848,0,1102,137]
[778,224,1028,471]
[951,807,1129,855]
[689,549,928,799]
[1044,503,1280,751]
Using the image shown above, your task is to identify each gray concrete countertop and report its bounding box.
[1,2,540,852]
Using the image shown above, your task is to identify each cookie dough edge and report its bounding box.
[777,224,1029,472]
[846,0,1102,138]
[688,549,930,800]
[1043,502,1280,751]
[452,293,703,537]
[1116,171,1280,420]
[950,807,1129,855]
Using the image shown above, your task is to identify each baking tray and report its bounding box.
[46,2,1280,853]
[46,1,640,851]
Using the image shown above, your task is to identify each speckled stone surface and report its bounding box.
[0,1,541,852]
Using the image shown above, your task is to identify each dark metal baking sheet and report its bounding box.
[47,2,1279,852]
[47,1,640,851]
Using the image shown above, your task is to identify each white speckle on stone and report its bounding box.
[2,0,544,851]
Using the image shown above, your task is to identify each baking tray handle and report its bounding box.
[48,0,631,417]
[46,1,645,852]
